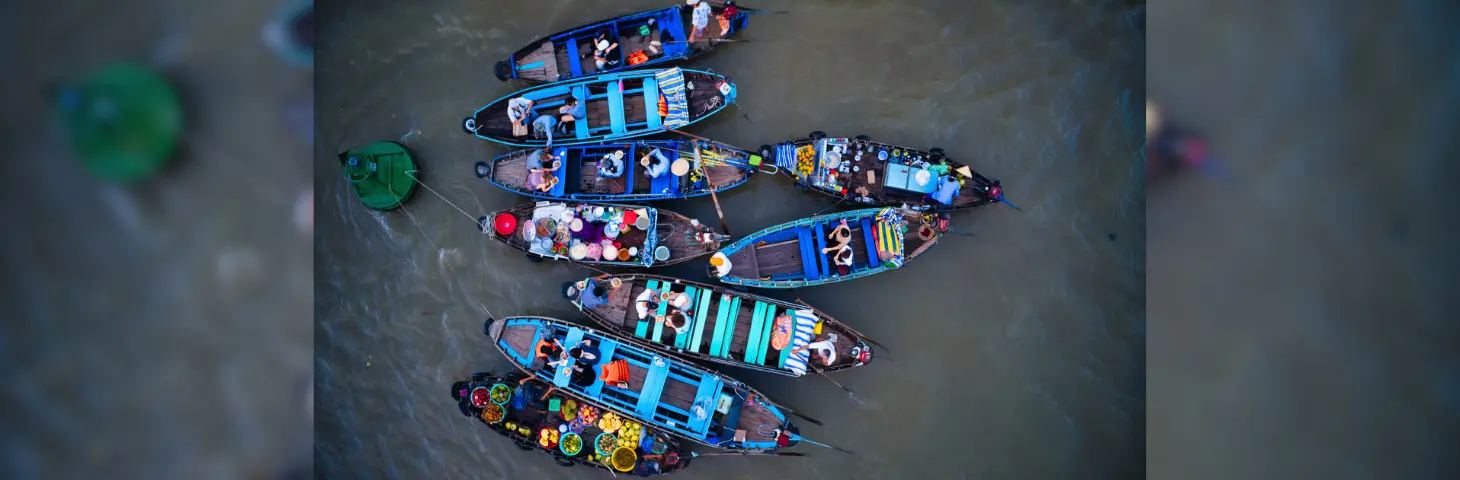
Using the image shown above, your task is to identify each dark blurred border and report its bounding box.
[1147,0,1460,478]
[1,0,313,477]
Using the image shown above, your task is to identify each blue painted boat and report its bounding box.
[566,273,876,376]
[707,207,947,288]
[463,67,737,148]
[486,316,815,453]
[757,131,1016,212]
[494,3,752,84]
[477,138,763,202]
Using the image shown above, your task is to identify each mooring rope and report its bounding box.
[405,171,478,223]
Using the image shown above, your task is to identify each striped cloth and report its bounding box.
[655,68,690,128]
[774,143,797,172]
[874,208,905,268]
[784,309,818,376]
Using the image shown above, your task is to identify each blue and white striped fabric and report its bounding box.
[774,143,797,171]
[656,68,690,128]
[784,309,818,376]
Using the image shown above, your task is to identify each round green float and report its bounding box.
[54,62,182,182]
[338,141,419,211]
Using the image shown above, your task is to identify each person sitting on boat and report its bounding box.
[514,336,566,386]
[923,176,961,205]
[686,0,713,44]
[565,277,614,309]
[788,333,839,368]
[657,311,690,335]
[821,219,855,274]
[567,339,602,367]
[635,286,663,319]
[527,159,562,192]
[527,147,560,170]
[557,97,584,135]
[507,96,535,134]
[718,1,740,36]
[600,358,631,389]
[641,148,672,179]
[597,150,627,180]
[592,31,620,70]
[659,291,692,314]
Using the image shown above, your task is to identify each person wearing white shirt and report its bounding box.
[687,0,713,44]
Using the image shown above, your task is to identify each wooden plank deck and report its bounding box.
[515,41,560,82]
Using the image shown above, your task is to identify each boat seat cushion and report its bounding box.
[797,228,819,281]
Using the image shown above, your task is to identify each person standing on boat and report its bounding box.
[531,113,558,144]
[686,0,713,44]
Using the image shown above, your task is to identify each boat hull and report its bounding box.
[762,133,1006,212]
[478,139,756,202]
[708,207,942,288]
[465,68,737,148]
[485,316,800,452]
[498,5,751,84]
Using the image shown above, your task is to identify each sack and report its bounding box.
[513,122,528,137]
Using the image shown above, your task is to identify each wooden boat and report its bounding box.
[463,67,737,148]
[758,132,1017,212]
[707,207,946,288]
[451,370,696,475]
[494,3,752,83]
[481,201,729,267]
[486,316,815,453]
[565,273,874,376]
[477,138,765,202]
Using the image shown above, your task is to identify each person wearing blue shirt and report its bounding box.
[597,150,626,180]
[640,148,671,178]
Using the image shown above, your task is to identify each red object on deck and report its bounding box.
[623,209,638,225]
[494,214,517,236]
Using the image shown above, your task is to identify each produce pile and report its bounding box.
[480,403,504,424]
[795,145,815,177]
[489,384,512,404]
[470,387,491,407]
[596,411,624,433]
[538,427,560,449]
[561,399,578,422]
[561,432,583,456]
[613,420,643,451]
[611,446,638,472]
[595,433,617,456]
[577,404,600,424]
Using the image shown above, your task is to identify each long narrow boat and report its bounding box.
[758,132,1016,212]
[565,273,874,376]
[477,138,765,202]
[494,3,752,83]
[464,67,737,148]
[451,370,696,475]
[481,201,729,266]
[486,316,809,453]
[707,207,946,288]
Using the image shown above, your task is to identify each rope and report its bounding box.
[387,176,441,252]
[405,171,477,223]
